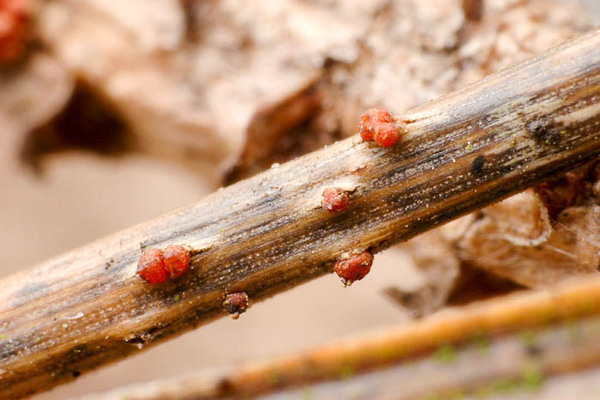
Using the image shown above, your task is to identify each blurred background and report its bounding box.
[1,0,599,398]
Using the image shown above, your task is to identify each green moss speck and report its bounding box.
[472,332,490,355]
[433,344,457,364]
[302,387,313,400]
[420,391,464,400]
[489,378,519,393]
[339,365,355,379]
[519,331,537,348]
[577,299,598,315]
[267,371,282,385]
[521,364,544,390]
[474,365,544,398]
[565,319,583,343]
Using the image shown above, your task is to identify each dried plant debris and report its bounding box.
[460,164,600,288]
[387,230,463,318]
[393,161,600,317]
[1,0,591,182]
[0,53,73,167]
[20,81,130,172]
[29,0,382,181]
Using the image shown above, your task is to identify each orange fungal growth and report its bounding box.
[359,108,394,141]
[137,244,191,284]
[137,249,167,284]
[163,245,190,279]
[223,292,250,319]
[359,108,404,147]
[334,250,374,286]
[374,123,401,147]
[321,187,350,212]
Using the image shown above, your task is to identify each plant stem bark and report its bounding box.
[1,27,600,400]
[80,276,600,400]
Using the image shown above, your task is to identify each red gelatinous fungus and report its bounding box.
[321,187,349,212]
[0,0,34,65]
[163,245,190,279]
[334,250,374,286]
[137,249,167,284]
[359,107,405,147]
[359,108,394,142]
[374,123,401,147]
[223,292,250,320]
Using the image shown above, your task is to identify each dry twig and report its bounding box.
[1,27,600,399]
[80,275,600,400]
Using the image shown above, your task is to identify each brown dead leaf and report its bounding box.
[1,0,598,316]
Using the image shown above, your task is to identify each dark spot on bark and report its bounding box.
[104,258,114,270]
[526,116,562,146]
[72,371,81,378]
[0,334,39,360]
[471,155,484,175]
[126,327,160,346]
[65,345,92,364]
[223,292,250,319]
[0,340,19,359]
[125,336,145,347]
[102,255,128,274]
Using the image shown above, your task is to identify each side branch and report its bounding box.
[81,275,600,400]
[1,28,600,399]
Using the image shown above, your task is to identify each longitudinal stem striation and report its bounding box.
[1,28,600,399]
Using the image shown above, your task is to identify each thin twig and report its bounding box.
[1,27,600,399]
[79,275,600,400]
